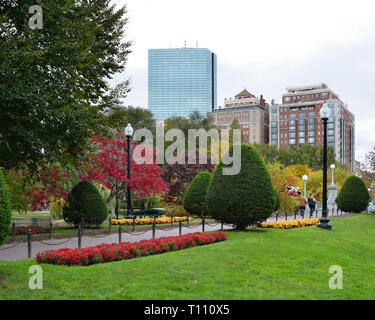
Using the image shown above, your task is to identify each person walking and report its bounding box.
[299,194,307,218]
[307,193,317,218]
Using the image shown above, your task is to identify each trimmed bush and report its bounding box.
[207,144,275,230]
[337,175,370,213]
[0,168,12,246]
[183,171,213,216]
[63,181,108,227]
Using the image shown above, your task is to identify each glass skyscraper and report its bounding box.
[148,48,217,119]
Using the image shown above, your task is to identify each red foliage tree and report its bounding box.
[78,133,168,202]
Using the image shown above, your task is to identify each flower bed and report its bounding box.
[35,231,227,266]
[258,218,320,229]
[9,226,49,235]
[111,216,193,225]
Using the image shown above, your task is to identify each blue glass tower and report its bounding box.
[148,48,217,119]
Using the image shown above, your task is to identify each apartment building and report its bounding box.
[211,89,269,144]
[271,83,355,169]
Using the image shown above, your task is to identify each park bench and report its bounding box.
[124,207,164,219]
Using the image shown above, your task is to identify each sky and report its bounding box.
[112,0,375,164]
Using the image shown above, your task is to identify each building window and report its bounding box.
[308,137,315,143]
[284,97,291,103]
[298,131,305,138]
[289,120,296,125]
[328,129,335,136]
[290,132,296,138]
[299,138,305,144]
[321,92,329,98]
[243,112,249,122]
[289,138,296,145]
[308,131,315,137]
[289,126,296,133]
[299,113,305,119]
[290,114,296,120]
[308,111,315,118]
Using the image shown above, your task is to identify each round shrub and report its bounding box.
[207,144,275,230]
[183,171,213,216]
[63,181,108,227]
[0,168,12,246]
[337,175,370,213]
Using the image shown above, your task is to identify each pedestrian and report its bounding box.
[299,194,307,218]
[307,193,317,218]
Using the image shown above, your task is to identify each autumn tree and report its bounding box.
[79,133,168,203]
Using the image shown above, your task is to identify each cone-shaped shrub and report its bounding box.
[183,171,213,216]
[207,144,275,230]
[63,181,108,227]
[337,175,370,213]
[0,168,12,246]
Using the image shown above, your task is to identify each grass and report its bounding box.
[1,214,374,300]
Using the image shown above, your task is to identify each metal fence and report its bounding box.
[1,208,348,259]
[0,215,225,259]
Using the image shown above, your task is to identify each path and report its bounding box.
[0,207,343,261]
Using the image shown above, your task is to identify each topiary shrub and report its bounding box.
[0,168,12,246]
[337,175,370,213]
[63,181,108,227]
[207,144,275,230]
[183,171,213,216]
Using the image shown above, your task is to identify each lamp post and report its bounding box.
[330,164,336,185]
[125,123,134,217]
[302,175,308,198]
[317,102,332,230]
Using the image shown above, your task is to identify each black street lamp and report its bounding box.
[317,102,332,230]
[125,123,134,217]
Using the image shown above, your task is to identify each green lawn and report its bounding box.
[1,214,374,300]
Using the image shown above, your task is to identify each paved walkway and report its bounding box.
[0,208,342,261]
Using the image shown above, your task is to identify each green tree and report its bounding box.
[0,168,12,246]
[107,105,156,133]
[0,0,132,170]
[183,171,213,216]
[337,176,370,213]
[63,180,108,227]
[207,144,275,230]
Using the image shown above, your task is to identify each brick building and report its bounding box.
[271,83,355,170]
[210,89,269,144]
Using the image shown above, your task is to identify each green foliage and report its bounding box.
[0,0,131,170]
[207,144,275,230]
[4,168,31,214]
[253,143,336,170]
[164,204,188,217]
[183,171,212,216]
[49,197,66,219]
[107,105,156,133]
[63,181,108,227]
[337,176,370,213]
[0,168,12,246]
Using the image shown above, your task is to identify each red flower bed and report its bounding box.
[35,231,227,266]
[9,226,49,235]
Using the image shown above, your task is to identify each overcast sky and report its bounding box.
[113,0,375,164]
